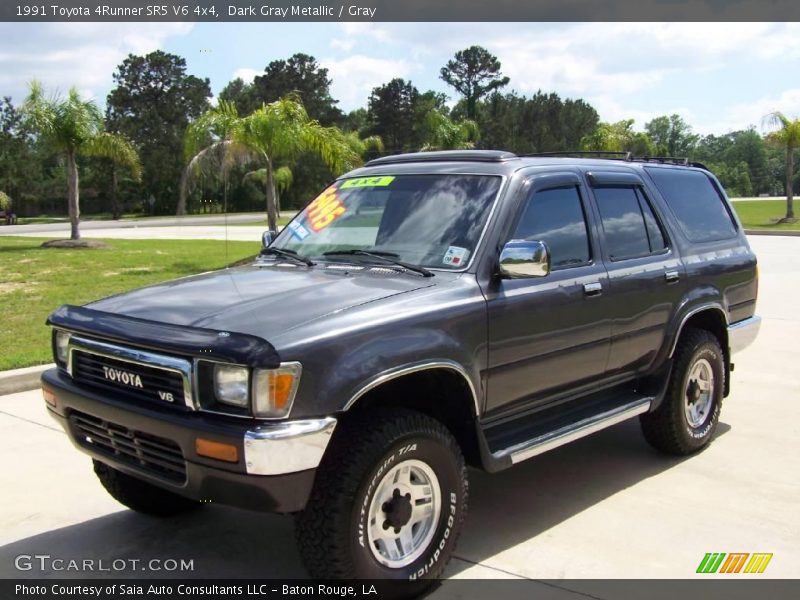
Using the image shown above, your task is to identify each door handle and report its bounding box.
[665,270,680,283]
[583,282,603,296]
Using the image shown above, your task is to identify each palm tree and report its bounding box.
[22,81,140,240]
[184,95,361,232]
[764,111,800,221]
[180,101,249,216]
[238,95,359,232]
[419,110,479,151]
[241,130,382,209]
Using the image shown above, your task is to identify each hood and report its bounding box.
[87,263,435,340]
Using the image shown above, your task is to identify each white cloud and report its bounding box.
[703,88,800,135]
[231,67,261,83]
[0,23,193,103]
[320,55,413,109]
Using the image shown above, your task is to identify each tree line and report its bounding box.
[1,45,799,235]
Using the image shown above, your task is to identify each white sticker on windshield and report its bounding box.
[443,246,470,267]
[288,221,310,240]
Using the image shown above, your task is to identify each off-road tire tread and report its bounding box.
[294,408,468,580]
[93,460,202,517]
[640,328,724,455]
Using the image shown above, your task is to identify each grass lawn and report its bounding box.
[0,236,260,371]
[730,200,800,231]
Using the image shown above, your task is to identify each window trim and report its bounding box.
[506,183,594,272]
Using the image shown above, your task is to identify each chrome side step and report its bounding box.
[495,397,653,465]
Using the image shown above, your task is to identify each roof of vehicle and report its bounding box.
[345,150,710,178]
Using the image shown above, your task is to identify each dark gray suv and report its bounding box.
[42,150,760,583]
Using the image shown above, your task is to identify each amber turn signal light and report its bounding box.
[42,387,56,407]
[195,438,238,463]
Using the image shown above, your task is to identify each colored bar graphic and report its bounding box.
[697,553,726,573]
[720,553,749,573]
[744,553,773,574]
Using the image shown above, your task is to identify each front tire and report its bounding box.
[640,328,725,455]
[295,408,468,581]
[93,460,202,517]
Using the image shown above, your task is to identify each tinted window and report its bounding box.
[512,186,590,269]
[593,187,651,260]
[636,188,667,252]
[646,168,737,242]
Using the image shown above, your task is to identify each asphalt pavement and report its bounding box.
[0,235,797,583]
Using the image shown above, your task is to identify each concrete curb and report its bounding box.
[745,229,800,237]
[0,364,53,395]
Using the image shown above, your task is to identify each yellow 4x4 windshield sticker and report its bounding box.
[307,186,346,232]
[339,176,395,189]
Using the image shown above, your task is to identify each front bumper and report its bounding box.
[728,315,761,354]
[41,369,336,513]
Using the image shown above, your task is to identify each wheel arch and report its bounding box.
[669,304,731,397]
[342,362,482,467]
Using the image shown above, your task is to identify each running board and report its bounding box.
[495,397,653,465]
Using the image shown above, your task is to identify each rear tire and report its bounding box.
[93,460,202,517]
[640,328,724,455]
[295,408,468,583]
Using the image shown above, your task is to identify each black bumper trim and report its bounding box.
[42,369,315,513]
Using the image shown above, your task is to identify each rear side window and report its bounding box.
[646,168,737,242]
[593,187,659,260]
[512,186,591,269]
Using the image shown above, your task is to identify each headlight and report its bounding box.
[252,362,302,419]
[213,364,249,407]
[55,330,71,365]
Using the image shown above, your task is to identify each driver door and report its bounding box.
[485,173,612,416]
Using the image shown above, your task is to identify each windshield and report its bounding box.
[272,174,501,270]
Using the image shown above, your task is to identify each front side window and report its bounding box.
[511,186,591,269]
[273,174,501,270]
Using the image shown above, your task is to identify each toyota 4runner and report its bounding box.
[42,150,760,582]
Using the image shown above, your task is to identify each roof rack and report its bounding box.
[631,156,690,166]
[521,151,632,160]
[365,150,518,167]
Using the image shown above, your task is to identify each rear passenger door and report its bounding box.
[586,170,684,375]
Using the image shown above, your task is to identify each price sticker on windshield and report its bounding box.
[340,176,395,189]
[307,186,347,232]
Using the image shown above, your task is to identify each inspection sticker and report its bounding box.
[287,220,310,240]
[443,246,470,266]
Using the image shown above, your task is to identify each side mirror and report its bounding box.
[262,230,277,248]
[498,240,551,279]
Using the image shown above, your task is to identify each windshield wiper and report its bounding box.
[322,249,433,278]
[260,247,316,267]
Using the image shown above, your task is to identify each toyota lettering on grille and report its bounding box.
[101,365,144,388]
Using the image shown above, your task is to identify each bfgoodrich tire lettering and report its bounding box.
[640,328,725,455]
[295,408,468,581]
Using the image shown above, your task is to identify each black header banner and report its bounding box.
[2,0,800,22]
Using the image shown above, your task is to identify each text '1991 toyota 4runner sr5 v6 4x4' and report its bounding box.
[42,150,760,583]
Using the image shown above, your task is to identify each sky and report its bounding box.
[1,21,799,135]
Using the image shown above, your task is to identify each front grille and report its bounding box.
[69,412,186,483]
[71,350,186,407]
